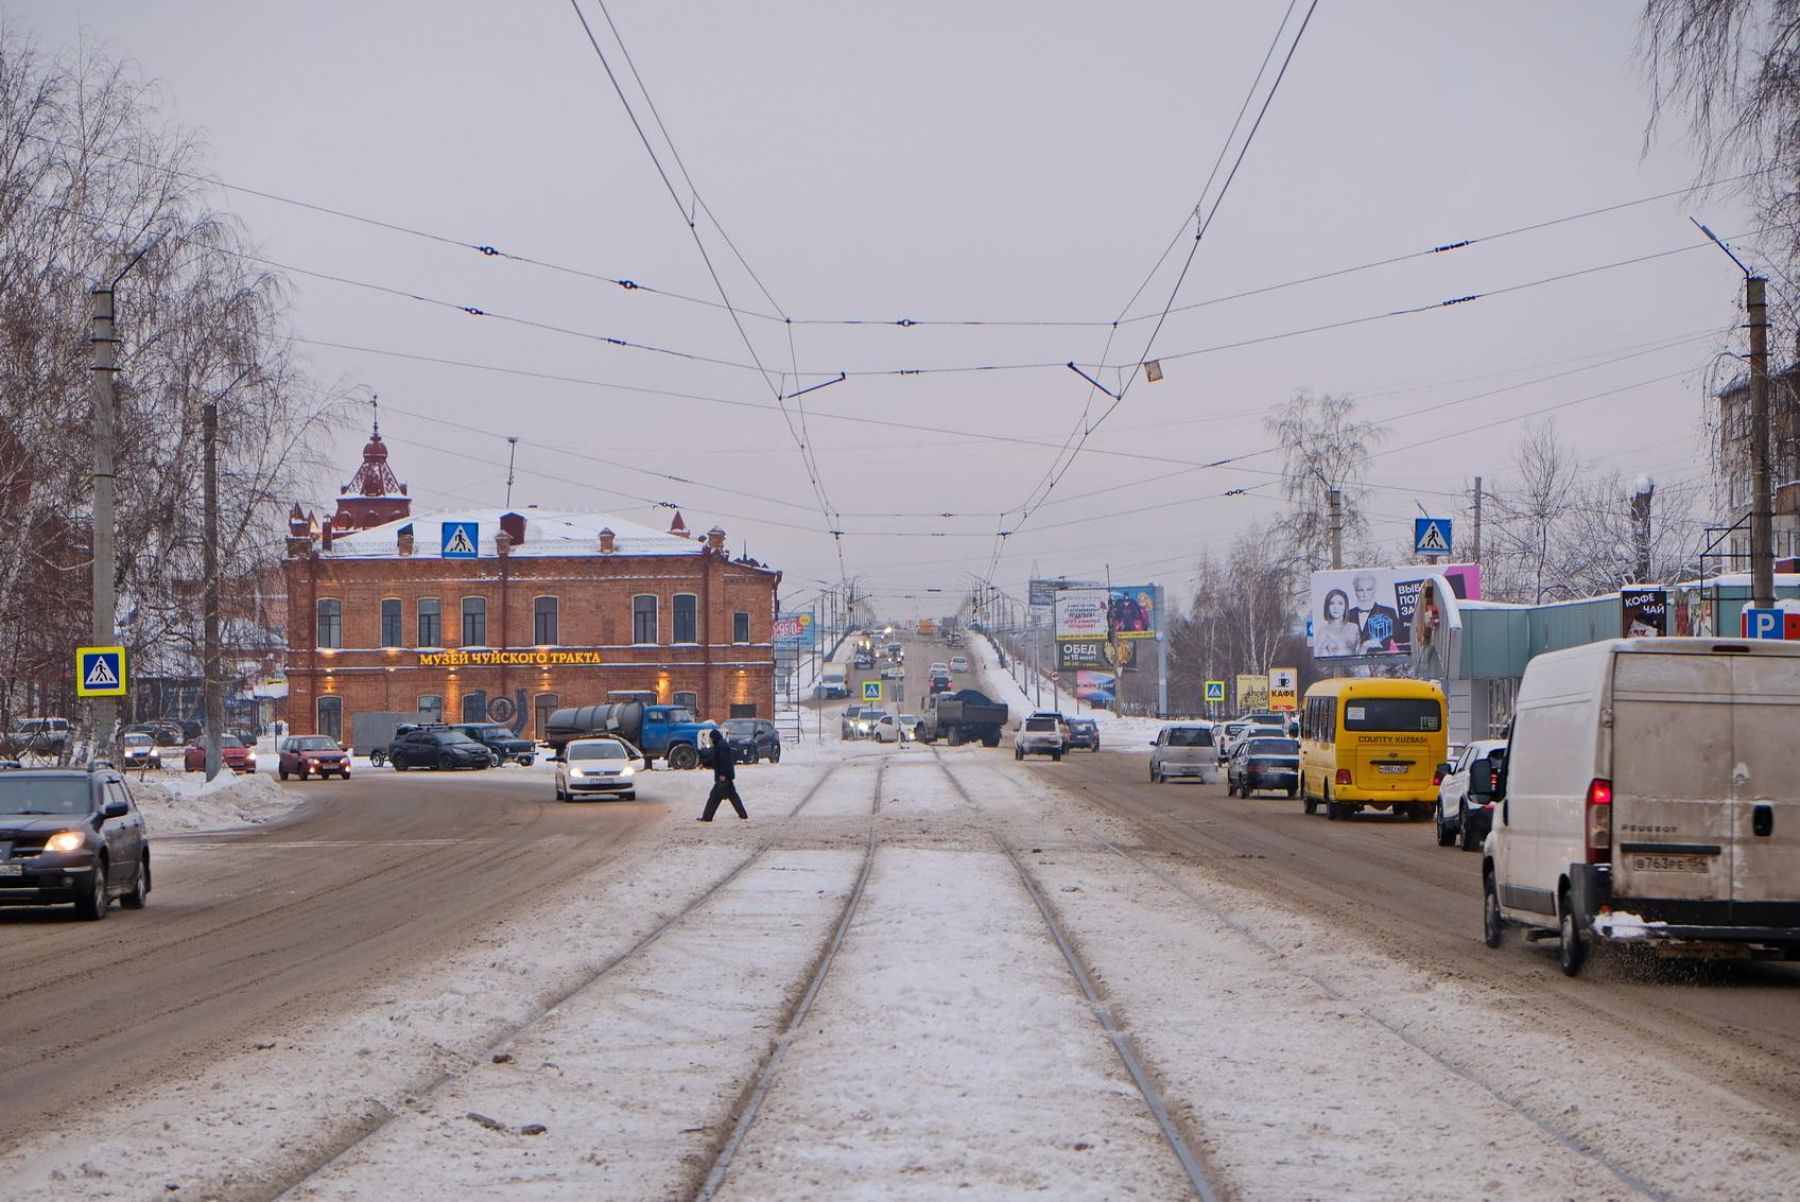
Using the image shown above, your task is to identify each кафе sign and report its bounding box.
[417,649,606,667]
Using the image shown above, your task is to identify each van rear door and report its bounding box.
[1610,651,1733,905]
[1728,654,1800,910]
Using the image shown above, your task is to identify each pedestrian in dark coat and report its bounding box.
[699,728,747,821]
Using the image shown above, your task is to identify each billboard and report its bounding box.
[1236,674,1270,711]
[1269,667,1298,712]
[1074,670,1116,705]
[1308,565,1482,659]
[773,612,817,649]
[1057,638,1140,672]
[1054,589,1109,639]
[1621,587,1668,638]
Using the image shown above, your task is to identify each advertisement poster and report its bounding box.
[1054,589,1109,639]
[1074,670,1116,705]
[1269,667,1298,711]
[1308,565,1481,659]
[773,612,817,648]
[1107,586,1157,640]
[1057,638,1139,672]
[1236,674,1270,711]
[1620,587,1668,638]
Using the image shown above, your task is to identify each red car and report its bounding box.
[183,733,256,774]
[278,735,350,780]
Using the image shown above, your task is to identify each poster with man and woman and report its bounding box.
[1309,565,1481,659]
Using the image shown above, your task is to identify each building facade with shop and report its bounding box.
[283,493,781,742]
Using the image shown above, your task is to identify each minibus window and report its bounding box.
[1342,698,1441,732]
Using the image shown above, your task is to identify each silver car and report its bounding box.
[1150,724,1219,784]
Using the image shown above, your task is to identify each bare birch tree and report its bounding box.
[1265,390,1390,574]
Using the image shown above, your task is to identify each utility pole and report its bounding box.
[504,436,519,509]
[1327,486,1343,570]
[89,286,118,764]
[1749,275,1776,608]
[203,399,221,781]
[1471,476,1483,568]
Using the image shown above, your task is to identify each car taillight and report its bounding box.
[1585,777,1612,864]
[1335,768,1352,786]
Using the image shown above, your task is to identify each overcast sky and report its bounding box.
[9,1,1757,614]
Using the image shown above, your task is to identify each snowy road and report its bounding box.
[4,642,1800,1198]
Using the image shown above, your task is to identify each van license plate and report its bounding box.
[1377,764,1407,775]
[0,863,20,876]
[1630,853,1709,874]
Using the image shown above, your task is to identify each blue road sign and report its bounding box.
[1414,518,1453,556]
[1744,607,1785,639]
[76,645,127,698]
[863,680,882,702]
[441,521,479,559]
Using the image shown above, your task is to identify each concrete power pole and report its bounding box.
[1749,275,1776,609]
[1327,486,1343,570]
[203,400,221,781]
[90,287,118,763]
[1471,476,1483,568]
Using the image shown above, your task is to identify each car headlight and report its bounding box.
[46,830,85,853]
[619,765,634,776]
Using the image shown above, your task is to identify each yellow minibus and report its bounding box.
[1299,677,1447,822]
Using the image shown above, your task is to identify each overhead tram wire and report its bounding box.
[566,0,848,581]
[986,0,1321,585]
[27,128,1777,333]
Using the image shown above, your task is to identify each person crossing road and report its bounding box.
[698,728,747,821]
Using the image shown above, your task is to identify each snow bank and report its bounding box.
[128,768,303,833]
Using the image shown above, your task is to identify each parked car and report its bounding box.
[0,766,149,920]
[1065,718,1100,752]
[897,714,921,743]
[1150,725,1219,784]
[1483,638,1800,976]
[386,726,491,771]
[124,721,184,747]
[1014,715,1066,761]
[1435,738,1507,851]
[950,655,970,673]
[450,722,536,767]
[555,737,641,801]
[184,733,256,774]
[716,717,782,764]
[1,717,72,758]
[1227,736,1301,798]
[279,734,352,780]
[840,705,867,740]
[121,732,162,771]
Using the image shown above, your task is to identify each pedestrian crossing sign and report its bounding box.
[1204,679,1225,703]
[441,520,479,558]
[863,680,881,702]
[1413,517,1452,556]
[76,645,127,698]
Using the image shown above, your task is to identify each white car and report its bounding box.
[121,732,161,771]
[929,662,949,677]
[1150,725,1219,784]
[950,655,969,673]
[1435,738,1507,851]
[555,737,641,802]
[1014,716,1064,761]
[880,662,905,680]
[897,714,921,743]
[872,714,901,743]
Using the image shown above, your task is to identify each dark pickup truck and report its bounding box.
[917,689,1009,748]
[450,722,536,766]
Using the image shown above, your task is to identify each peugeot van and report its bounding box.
[1482,638,1800,976]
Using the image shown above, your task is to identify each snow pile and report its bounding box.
[1593,910,1668,940]
[129,769,302,833]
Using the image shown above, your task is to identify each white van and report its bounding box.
[816,669,848,700]
[1481,637,1800,975]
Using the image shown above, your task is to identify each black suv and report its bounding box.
[0,767,150,920]
[714,718,782,765]
[386,726,492,771]
[450,723,536,766]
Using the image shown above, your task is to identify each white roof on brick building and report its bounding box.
[322,508,703,559]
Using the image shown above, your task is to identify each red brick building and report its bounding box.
[283,439,781,741]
